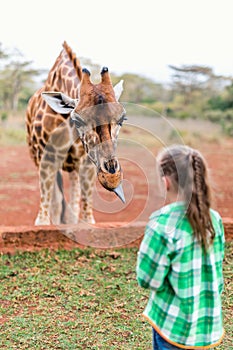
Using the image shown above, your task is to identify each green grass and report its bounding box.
[0,243,232,349]
[0,126,26,146]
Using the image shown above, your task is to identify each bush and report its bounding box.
[173,110,190,120]
[204,109,233,137]
[221,110,233,137]
[204,110,225,123]
[1,111,8,122]
[143,101,165,114]
[208,96,226,110]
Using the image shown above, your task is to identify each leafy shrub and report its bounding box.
[221,110,233,137]
[204,110,225,123]
[173,110,190,120]
[1,111,8,122]
[204,109,233,137]
[208,96,227,110]
[143,101,165,114]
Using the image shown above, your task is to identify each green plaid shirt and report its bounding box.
[137,202,225,349]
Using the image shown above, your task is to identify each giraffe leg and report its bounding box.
[35,164,59,225]
[35,124,73,225]
[67,170,81,224]
[79,156,96,224]
[50,171,65,225]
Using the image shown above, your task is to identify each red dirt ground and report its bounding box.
[0,141,232,227]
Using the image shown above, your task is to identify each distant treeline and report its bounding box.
[0,43,233,136]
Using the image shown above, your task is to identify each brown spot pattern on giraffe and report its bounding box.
[25,41,123,225]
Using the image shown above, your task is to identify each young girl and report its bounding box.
[136,145,225,349]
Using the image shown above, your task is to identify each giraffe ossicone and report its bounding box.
[26,41,126,225]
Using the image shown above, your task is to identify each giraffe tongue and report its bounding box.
[113,184,125,203]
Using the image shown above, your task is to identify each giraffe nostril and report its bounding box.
[104,159,118,174]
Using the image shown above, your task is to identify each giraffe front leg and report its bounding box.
[67,170,81,224]
[50,170,65,225]
[79,156,96,224]
[35,164,58,225]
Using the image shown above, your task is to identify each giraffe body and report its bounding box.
[26,42,125,225]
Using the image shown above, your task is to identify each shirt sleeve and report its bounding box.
[219,216,225,261]
[136,222,172,291]
[218,216,225,294]
[211,210,225,295]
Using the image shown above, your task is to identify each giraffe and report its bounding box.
[26,41,126,225]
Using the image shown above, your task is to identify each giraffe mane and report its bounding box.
[62,41,82,81]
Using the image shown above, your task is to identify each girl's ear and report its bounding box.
[163,176,171,191]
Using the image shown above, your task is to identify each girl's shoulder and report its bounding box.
[147,202,190,241]
[149,201,186,221]
[149,203,223,226]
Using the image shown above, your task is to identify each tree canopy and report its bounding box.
[0,43,43,110]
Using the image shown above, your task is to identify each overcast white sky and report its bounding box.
[1,0,232,82]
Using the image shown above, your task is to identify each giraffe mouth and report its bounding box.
[97,168,125,203]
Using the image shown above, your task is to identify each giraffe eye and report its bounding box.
[117,113,127,127]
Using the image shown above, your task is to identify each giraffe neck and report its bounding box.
[44,43,82,99]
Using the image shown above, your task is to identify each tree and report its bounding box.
[208,83,233,111]
[0,45,42,110]
[2,60,40,110]
[115,73,165,104]
[168,65,215,105]
[0,42,8,60]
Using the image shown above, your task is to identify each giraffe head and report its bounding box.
[42,67,126,202]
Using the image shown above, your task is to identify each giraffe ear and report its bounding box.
[113,80,124,101]
[41,92,76,114]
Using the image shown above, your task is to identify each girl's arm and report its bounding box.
[136,223,172,291]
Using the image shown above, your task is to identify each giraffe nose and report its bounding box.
[104,159,119,174]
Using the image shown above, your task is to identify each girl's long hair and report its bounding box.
[158,145,215,250]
